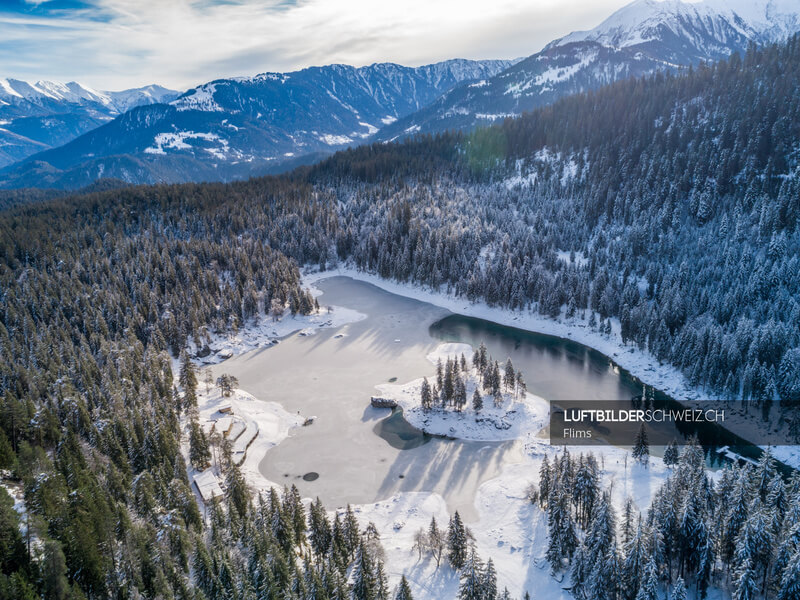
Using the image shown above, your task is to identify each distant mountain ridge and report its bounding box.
[0,59,514,189]
[377,0,800,141]
[0,79,179,168]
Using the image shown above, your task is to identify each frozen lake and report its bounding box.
[215,276,523,519]
[214,275,774,518]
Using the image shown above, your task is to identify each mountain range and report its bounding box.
[0,60,513,189]
[0,80,178,169]
[2,0,800,190]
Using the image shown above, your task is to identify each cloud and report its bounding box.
[0,0,628,90]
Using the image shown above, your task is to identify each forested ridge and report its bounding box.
[0,33,799,600]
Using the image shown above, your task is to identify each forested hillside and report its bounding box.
[312,36,800,405]
[0,33,799,600]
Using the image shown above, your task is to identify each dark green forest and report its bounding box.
[1,35,799,600]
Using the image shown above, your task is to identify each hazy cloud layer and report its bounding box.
[1,0,628,91]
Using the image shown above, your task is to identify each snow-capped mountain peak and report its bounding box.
[549,0,800,53]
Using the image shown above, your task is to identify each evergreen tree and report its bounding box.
[669,577,687,600]
[179,349,198,409]
[351,542,377,600]
[634,558,658,600]
[503,359,515,391]
[40,540,69,600]
[395,576,414,600]
[632,424,649,465]
[448,511,469,570]
[189,415,211,470]
[663,439,679,466]
[472,388,483,413]
[777,549,800,600]
[458,548,485,600]
[733,556,758,600]
[375,560,390,600]
[421,377,433,411]
[483,558,498,600]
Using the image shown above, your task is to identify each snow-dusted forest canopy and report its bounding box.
[0,34,799,600]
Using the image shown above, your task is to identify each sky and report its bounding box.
[0,0,631,92]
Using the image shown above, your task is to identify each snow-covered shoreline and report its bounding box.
[189,296,366,365]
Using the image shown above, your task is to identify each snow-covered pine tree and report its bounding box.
[546,484,578,571]
[669,577,687,600]
[634,557,658,600]
[632,423,649,465]
[515,371,526,400]
[621,497,636,547]
[473,388,483,413]
[179,349,198,410]
[663,439,679,466]
[483,558,498,600]
[351,541,377,600]
[188,414,211,470]
[776,548,800,600]
[539,455,551,508]
[458,548,485,600]
[374,560,389,600]
[448,511,469,570]
[395,576,414,600]
[421,377,433,411]
[504,359,515,391]
[733,555,758,600]
[309,497,332,557]
[622,520,649,600]
[343,505,361,560]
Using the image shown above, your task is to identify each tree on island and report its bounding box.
[504,359,515,391]
[420,377,433,411]
[515,371,527,400]
[632,424,650,465]
[472,389,483,413]
[455,377,467,412]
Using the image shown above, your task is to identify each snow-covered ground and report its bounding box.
[349,438,681,600]
[375,342,549,442]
